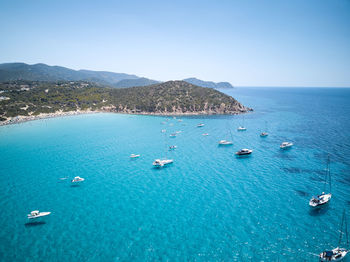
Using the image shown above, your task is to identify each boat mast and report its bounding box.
[339,210,346,247]
[323,155,331,193]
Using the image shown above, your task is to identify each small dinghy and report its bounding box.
[319,210,349,261]
[161,129,166,133]
[27,210,51,219]
[237,126,246,131]
[218,140,233,145]
[71,176,85,183]
[202,133,209,136]
[197,123,205,127]
[130,154,140,158]
[236,148,253,156]
[280,142,293,149]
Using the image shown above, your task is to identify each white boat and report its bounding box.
[153,159,173,167]
[130,154,140,158]
[260,121,268,137]
[202,133,209,136]
[197,123,205,127]
[309,192,332,207]
[169,145,177,150]
[218,140,233,145]
[320,248,348,261]
[280,142,293,149]
[175,131,182,134]
[178,119,183,122]
[170,133,177,137]
[309,156,332,207]
[71,176,85,183]
[161,129,166,133]
[319,210,349,261]
[237,116,246,131]
[236,148,253,156]
[27,210,51,219]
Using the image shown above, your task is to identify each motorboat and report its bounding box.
[175,131,182,134]
[178,119,183,122]
[237,126,246,131]
[309,192,332,207]
[260,132,268,137]
[71,176,85,183]
[319,248,348,261]
[170,133,177,137]
[130,154,140,158]
[202,133,209,136]
[153,159,173,167]
[197,123,205,127]
[27,210,51,219]
[169,145,177,150]
[218,140,233,145]
[319,210,349,261]
[309,156,332,208]
[161,129,166,133]
[236,148,253,156]
[280,142,293,149]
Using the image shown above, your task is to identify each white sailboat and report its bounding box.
[219,126,233,145]
[309,155,332,207]
[237,115,246,131]
[319,210,349,261]
[153,130,173,168]
[260,121,268,137]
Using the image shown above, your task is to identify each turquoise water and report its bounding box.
[0,87,349,261]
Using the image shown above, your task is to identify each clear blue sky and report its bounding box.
[1,0,349,87]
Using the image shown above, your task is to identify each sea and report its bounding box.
[0,87,349,261]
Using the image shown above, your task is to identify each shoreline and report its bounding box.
[0,109,251,127]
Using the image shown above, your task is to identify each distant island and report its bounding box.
[0,80,251,125]
[0,63,234,89]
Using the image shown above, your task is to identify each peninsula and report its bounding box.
[0,80,251,125]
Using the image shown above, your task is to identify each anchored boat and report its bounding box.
[319,210,349,261]
[309,155,332,208]
[27,210,51,219]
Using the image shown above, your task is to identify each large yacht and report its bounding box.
[71,176,85,183]
[218,140,233,145]
[153,159,173,167]
[235,148,253,156]
[280,142,293,149]
[27,210,51,219]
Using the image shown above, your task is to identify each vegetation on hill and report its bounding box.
[0,80,250,120]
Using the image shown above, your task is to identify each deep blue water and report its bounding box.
[0,87,349,261]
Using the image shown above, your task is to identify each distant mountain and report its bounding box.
[0,63,235,89]
[113,77,159,88]
[0,63,157,87]
[183,77,234,89]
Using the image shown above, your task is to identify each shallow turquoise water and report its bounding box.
[0,87,349,261]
